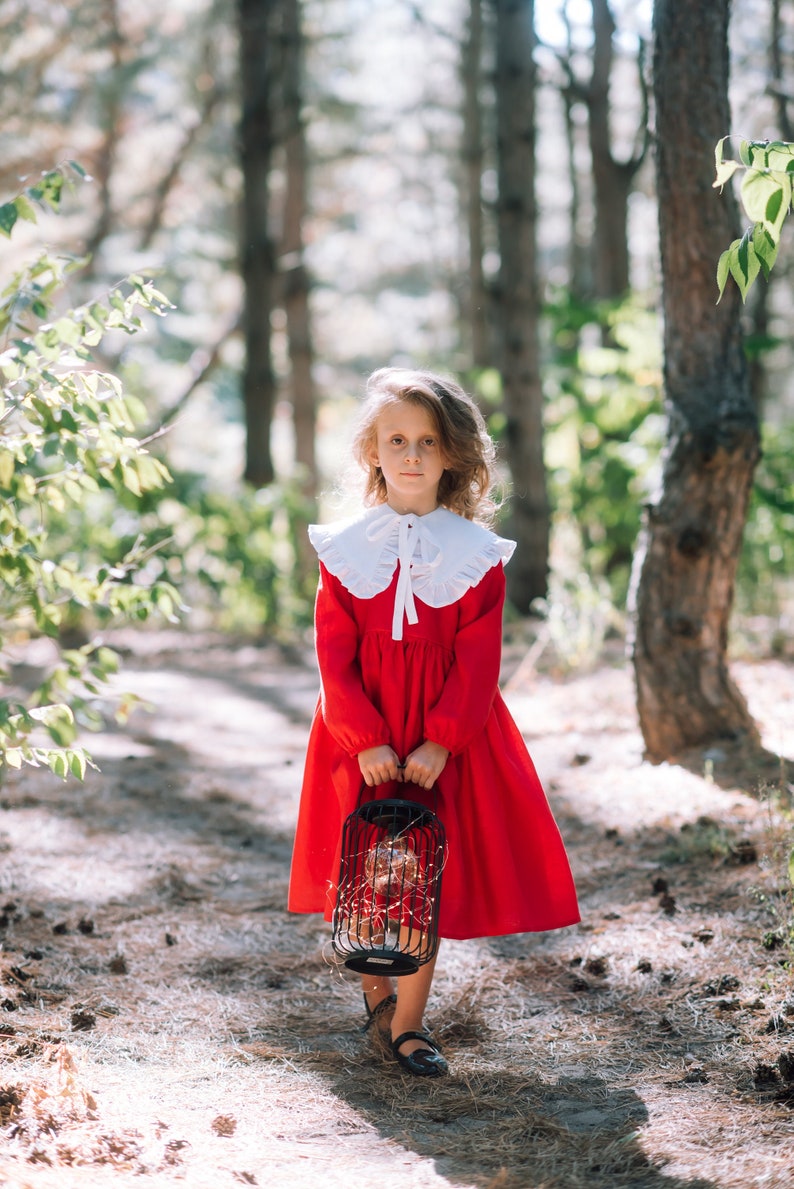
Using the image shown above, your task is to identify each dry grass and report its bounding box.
[1,634,793,1188]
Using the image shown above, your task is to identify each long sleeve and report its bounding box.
[314,563,392,756]
[424,563,505,756]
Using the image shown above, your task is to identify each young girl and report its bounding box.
[288,367,580,1078]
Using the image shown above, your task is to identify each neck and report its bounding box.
[385,501,439,517]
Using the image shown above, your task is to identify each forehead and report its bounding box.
[375,400,439,436]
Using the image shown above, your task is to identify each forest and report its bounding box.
[1,1,793,1187]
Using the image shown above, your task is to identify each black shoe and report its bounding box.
[391,1030,449,1078]
[362,991,397,1034]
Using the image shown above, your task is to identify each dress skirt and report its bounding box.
[288,562,580,940]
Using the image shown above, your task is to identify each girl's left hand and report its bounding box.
[401,740,449,789]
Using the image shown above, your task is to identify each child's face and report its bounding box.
[370,401,447,516]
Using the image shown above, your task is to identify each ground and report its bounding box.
[1,630,793,1189]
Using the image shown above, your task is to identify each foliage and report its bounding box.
[46,469,317,638]
[714,137,794,301]
[737,420,794,622]
[0,167,180,780]
[529,518,622,674]
[540,292,665,604]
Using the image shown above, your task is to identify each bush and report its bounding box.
[0,167,181,779]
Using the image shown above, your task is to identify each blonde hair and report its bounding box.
[351,367,500,525]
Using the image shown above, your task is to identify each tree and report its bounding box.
[629,0,762,764]
[585,0,649,300]
[493,0,549,610]
[548,0,649,301]
[461,0,490,368]
[278,0,317,499]
[238,0,278,488]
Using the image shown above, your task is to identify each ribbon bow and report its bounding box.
[365,510,442,640]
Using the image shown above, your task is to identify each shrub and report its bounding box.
[0,167,180,780]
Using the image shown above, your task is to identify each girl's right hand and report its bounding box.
[358,745,401,786]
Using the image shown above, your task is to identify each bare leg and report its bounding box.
[360,973,396,1021]
[389,948,439,1057]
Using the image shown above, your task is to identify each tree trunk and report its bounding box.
[279,0,317,499]
[462,0,489,369]
[629,0,761,761]
[588,0,628,299]
[560,2,590,299]
[770,0,793,143]
[493,0,549,610]
[83,0,123,280]
[238,0,276,488]
[587,0,645,300]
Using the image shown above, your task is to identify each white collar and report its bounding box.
[309,505,515,640]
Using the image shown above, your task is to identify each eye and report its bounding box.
[390,435,405,446]
[423,437,437,447]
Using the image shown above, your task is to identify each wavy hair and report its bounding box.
[351,368,501,525]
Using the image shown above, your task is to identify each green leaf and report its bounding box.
[765,186,784,224]
[14,194,38,224]
[729,230,761,301]
[713,159,740,189]
[68,750,87,780]
[741,169,783,226]
[752,223,779,278]
[3,748,23,769]
[0,450,14,490]
[716,247,733,301]
[0,203,18,236]
[49,752,69,779]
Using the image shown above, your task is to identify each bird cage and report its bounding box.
[332,794,446,976]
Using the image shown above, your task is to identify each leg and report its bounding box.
[390,947,439,1058]
[360,972,396,1030]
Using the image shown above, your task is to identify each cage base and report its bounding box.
[341,947,421,976]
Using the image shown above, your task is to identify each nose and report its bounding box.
[403,442,420,461]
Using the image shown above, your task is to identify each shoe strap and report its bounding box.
[391,1030,441,1055]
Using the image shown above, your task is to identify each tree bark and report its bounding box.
[586,0,648,300]
[629,0,761,761]
[493,0,549,610]
[279,0,317,499]
[770,0,793,143]
[462,0,489,369]
[238,0,277,488]
[559,3,590,298]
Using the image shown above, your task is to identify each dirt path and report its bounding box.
[1,634,793,1189]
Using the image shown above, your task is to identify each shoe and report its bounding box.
[362,991,397,1034]
[391,1030,449,1078]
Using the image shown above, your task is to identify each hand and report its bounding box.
[358,745,401,787]
[401,740,449,790]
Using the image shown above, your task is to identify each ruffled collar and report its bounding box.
[308,505,515,640]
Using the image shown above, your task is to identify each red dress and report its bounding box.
[288,507,580,941]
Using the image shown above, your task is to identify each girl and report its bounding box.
[288,367,580,1078]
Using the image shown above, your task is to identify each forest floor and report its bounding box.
[1,627,793,1189]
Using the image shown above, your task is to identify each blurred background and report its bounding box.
[1,0,791,654]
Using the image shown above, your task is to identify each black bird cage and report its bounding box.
[331,793,446,976]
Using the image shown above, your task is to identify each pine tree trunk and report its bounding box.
[494,0,549,610]
[239,0,276,488]
[462,0,489,368]
[629,0,761,761]
[280,0,317,498]
[587,0,638,300]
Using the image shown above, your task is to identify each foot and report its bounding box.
[362,988,397,1034]
[391,1029,448,1077]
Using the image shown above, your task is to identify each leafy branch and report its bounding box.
[714,137,794,301]
[1,165,182,781]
